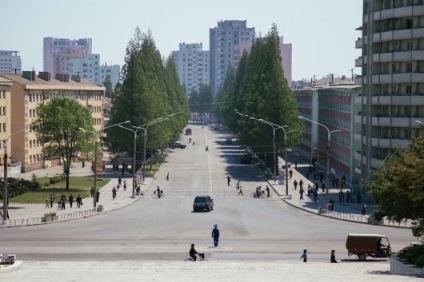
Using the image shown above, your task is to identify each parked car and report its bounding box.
[169,142,186,149]
[193,195,214,212]
[185,128,192,135]
[346,233,391,261]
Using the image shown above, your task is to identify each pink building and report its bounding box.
[234,36,292,86]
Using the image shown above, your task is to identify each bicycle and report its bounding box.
[151,190,165,198]
[185,253,207,261]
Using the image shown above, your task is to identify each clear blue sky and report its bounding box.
[2,0,362,81]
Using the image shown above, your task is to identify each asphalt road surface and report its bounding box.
[0,125,415,263]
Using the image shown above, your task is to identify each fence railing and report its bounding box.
[0,209,98,228]
[318,208,412,228]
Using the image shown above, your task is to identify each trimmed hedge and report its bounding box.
[397,244,424,267]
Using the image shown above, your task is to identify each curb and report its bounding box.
[0,261,23,273]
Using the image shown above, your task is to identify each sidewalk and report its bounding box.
[0,161,154,227]
[272,156,411,228]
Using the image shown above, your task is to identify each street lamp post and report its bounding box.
[235,110,297,196]
[2,124,40,220]
[80,120,130,209]
[119,111,183,197]
[299,116,342,202]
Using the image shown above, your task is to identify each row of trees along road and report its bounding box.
[214,24,303,171]
[32,27,189,190]
[106,27,189,165]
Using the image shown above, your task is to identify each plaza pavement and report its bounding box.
[0,154,418,280]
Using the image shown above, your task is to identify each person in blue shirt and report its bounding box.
[212,224,220,247]
[300,249,308,262]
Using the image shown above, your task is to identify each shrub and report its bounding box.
[416,255,424,267]
[0,177,41,199]
[43,212,56,217]
[397,244,424,266]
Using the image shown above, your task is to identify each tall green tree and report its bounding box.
[33,96,94,189]
[219,24,303,172]
[107,27,188,161]
[367,136,424,222]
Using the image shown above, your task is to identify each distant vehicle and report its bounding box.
[193,195,214,212]
[185,128,192,135]
[169,142,187,149]
[346,234,391,261]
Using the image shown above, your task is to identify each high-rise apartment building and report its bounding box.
[0,51,22,74]
[356,0,424,182]
[172,43,209,95]
[69,54,120,89]
[43,37,92,76]
[209,20,255,94]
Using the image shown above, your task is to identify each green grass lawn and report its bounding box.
[11,177,111,204]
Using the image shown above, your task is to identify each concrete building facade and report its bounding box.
[69,54,120,89]
[0,51,21,74]
[43,37,92,76]
[0,72,104,172]
[172,43,209,95]
[356,0,424,182]
[209,20,255,94]
[294,83,361,189]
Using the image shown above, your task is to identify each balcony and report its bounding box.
[373,50,424,62]
[355,37,363,49]
[371,157,384,169]
[354,95,424,106]
[374,28,424,43]
[372,73,424,84]
[372,6,424,21]
[355,57,363,67]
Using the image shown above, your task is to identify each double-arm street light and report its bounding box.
[2,124,40,221]
[235,110,297,196]
[299,116,342,202]
[119,117,168,197]
[119,111,183,197]
[80,120,130,209]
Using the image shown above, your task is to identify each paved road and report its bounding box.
[0,124,419,280]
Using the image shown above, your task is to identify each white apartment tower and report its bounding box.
[356,0,424,182]
[43,37,92,75]
[209,20,255,94]
[68,54,120,89]
[172,43,209,95]
[0,51,22,74]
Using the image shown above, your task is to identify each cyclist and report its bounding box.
[189,243,198,261]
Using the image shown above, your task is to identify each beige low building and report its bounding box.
[0,71,104,172]
[0,77,12,172]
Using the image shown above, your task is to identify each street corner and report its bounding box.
[0,260,23,273]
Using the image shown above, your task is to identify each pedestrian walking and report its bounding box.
[76,195,82,208]
[112,187,117,199]
[361,202,367,215]
[212,224,220,247]
[289,169,293,179]
[236,180,240,189]
[166,173,169,181]
[90,186,95,198]
[330,250,338,263]
[299,179,304,190]
[300,249,308,262]
[265,185,270,198]
[118,177,122,186]
[299,187,304,200]
[50,194,54,208]
[293,179,298,190]
[295,160,298,168]
[346,190,351,203]
[96,191,100,203]
[68,193,74,208]
[227,175,231,186]
[238,186,243,196]
[123,179,127,191]
[321,182,326,193]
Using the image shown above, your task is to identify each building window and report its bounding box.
[406,85,412,94]
[406,63,412,72]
